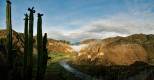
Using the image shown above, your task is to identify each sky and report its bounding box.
[0,0,154,42]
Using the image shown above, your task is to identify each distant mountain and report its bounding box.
[2,29,154,66]
[47,38,74,53]
[80,39,101,44]
[75,34,154,65]
[0,29,75,55]
[71,42,80,45]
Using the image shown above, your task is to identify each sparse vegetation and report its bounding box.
[0,0,154,80]
[45,52,78,80]
[76,34,154,66]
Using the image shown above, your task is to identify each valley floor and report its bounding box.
[44,52,81,80]
[44,52,154,80]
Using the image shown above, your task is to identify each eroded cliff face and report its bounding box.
[75,34,154,65]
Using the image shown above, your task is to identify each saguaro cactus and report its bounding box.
[6,0,13,66]
[24,13,28,80]
[42,33,48,79]
[27,7,35,80]
[36,13,44,80]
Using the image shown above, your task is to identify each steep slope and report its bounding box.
[0,29,24,55]
[80,39,101,44]
[76,34,154,65]
[47,39,74,53]
[0,29,75,55]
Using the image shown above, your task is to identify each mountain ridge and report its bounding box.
[75,33,154,65]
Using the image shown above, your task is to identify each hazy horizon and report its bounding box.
[0,0,154,42]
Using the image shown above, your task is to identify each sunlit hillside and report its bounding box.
[1,0,154,80]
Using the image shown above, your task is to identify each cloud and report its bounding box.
[47,0,154,42]
[85,13,154,34]
[47,11,154,42]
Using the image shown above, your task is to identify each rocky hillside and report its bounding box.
[0,29,24,55]
[1,29,153,66]
[75,34,154,65]
[0,29,74,55]
[80,39,101,44]
[47,39,74,53]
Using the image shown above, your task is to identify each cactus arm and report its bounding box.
[23,13,29,80]
[42,33,48,80]
[27,7,35,80]
[36,13,44,80]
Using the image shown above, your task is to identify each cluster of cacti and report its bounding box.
[36,13,43,80]
[4,0,49,80]
[23,7,48,80]
[23,7,35,80]
[35,13,49,80]
[28,7,35,80]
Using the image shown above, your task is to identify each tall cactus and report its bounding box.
[36,13,44,80]
[42,33,48,80]
[6,0,13,66]
[27,7,35,80]
[24,13,28,80]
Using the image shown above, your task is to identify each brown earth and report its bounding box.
[47,39,74,53]
[76,34,154,65]
[0,29,74,54]
[1,29,154,66]
[0,29,24,55]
